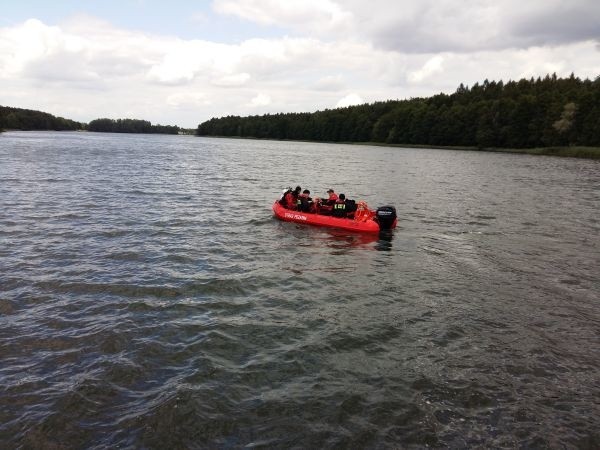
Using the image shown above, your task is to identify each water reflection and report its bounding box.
[321,228,395,251]
[325,229,379,247]
[375,230,394,251]
[279,222,396,258]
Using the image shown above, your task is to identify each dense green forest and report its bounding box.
[196,74,600,149]
[0,106,82,131]
[87,118,179,134]
[0,106,180,134]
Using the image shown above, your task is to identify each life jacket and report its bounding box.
[332,199,346,217]
[285,192,296,209]
[327,193,338,204]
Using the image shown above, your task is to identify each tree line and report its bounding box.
[0,107,179,134]
[196,74,600,148]
[87,118,179,134]
[0,106,82,132]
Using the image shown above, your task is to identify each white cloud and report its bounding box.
[250,93,271,106]
[166,92,211,107]
[408,55,444,83]
[211,72,251,86]
[213,0,353,34]
[147,53,197,84]
[0,19,83,76]
[214,0,600,52]
[314,75,344,91]
[336,93,363,107]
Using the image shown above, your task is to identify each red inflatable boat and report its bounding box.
[272,200,397,233]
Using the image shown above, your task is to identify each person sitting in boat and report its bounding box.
[345,197,357,218]
[332,193,347,217]
[325,188,338,205]
[297,189,313,212]
[284,185,302,210]
[317,188,338,214]
[279,187,292,206]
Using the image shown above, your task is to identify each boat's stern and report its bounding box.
[375,206,397,230]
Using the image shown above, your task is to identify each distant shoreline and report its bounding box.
[357,142,600,159]
[0,129,196,136]
[195,135,600,160]
[3,129,598,159]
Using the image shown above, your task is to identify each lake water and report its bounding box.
[1,131,599,448]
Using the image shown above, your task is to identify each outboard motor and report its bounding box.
[375,206,397,230]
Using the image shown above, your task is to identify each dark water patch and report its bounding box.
[99,331,133,354]
[99,229,133,238]
[102,358,146,387]
[422,288,452,297]
[34,281,184,299]
[20,377,120,446]
[327,325,404,352]
[0,277,30,293]
[432,325,466,347]
[164,253,197,264]
[120,189,158,196]
[105,250,146,261]
[470,214,497,220]
[50,212,89,220]
[249,216,275,226]
[32,178,73,183]
[0,299,16,314]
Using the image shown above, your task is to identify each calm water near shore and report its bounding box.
[1,131,599,448]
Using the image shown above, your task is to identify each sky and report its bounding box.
[1,0,599,128]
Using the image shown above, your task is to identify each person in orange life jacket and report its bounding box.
[297,189,313,212]
[325,188,338,205]
[318,188,338,214]
[285,185,301,209]
[332,193,347,217]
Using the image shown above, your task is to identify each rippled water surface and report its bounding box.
[1,131,599,448]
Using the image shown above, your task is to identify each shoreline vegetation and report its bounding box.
[197,74,600,160]
[0,106,186,135]
[3,74,599,159]
[87,118,179,134]
[0,105,82,132]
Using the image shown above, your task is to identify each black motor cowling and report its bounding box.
[375,206,397,230]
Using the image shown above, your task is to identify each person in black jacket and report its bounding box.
[332,193,347,217]
[297,189,313,212]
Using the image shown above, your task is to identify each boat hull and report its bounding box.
[272,201,389,233]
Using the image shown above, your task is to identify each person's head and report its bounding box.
[339,193,346,200]
[327,188,334,194]
[303,189,310,195]
[295,186,302,193]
